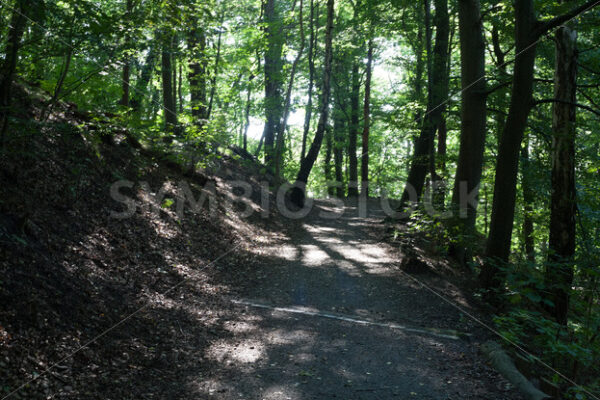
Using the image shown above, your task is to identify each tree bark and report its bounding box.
[290,0,335,207]
[324,126,334,196]
[0,0,30,145]
[481,0,538,288]
[119,0,133,108]
[545,25,577,325]
[207,15,225,120]
[361,38,374,198]
[243,86,252,152]
[521,138,535,263]
[162,37,178,131]
[333,103,345,198]
[262,0,285,172]
[188,28,208,125]
[275,0,305,179]
[450,0,486,231]
[301,0,317,163]
[348,61,360,197]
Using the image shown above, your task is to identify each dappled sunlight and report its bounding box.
[261,385,302,400]
[206,338,265,364]
[300,244,331,266]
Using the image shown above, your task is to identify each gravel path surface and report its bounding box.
[204,200,524,400]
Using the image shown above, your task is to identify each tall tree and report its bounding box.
[348,61,360,197]
[301,0,318,162]
[361,38,374,198]
[290,0,335,207]
[521,137,535,263]
[275,0,306,179]
[161,35,178,132]
[119,0,134,108]
[262,0,285,172]
[399,0,449,208]
[448,0,486,262]
[188,26,208,127]
[481,0,598,289]
[545,25,578,325]
[0,0,33,145]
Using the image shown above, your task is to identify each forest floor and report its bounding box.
[0,90,523,399]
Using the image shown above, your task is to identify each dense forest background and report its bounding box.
[1,0,600,398]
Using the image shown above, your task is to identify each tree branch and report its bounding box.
[485,80,512,96]
[532,98,600,117]
[535,0,600,37]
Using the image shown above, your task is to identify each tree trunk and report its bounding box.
[481,0,537,288]
[400,0,449,208]
[42,46,73,120]
[172,53,177,113]
[333,106,345,198]
[131,42,158,113]
[324,126,334,196]
[119,0,133,107]
[275,0,305,179]
[262,0,285,172]
[433,118,447,208]
[545,25,577,325]
[207,15,224,120]
[348,61,360,197]
[188,28,208,125]
[361,38,374,198]
[301,0,317,162]
[243,86,252,152]
[521,138,535,263]
[178,62,184,113]
[290,0,335,207]
[162,39,178,131]
[0,0,30,145]
[450,0,486,231]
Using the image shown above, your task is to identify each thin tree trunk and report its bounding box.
[0,0,30,145]
[290,0,335,207]
[521,138,535,263]
[324,126,334,196]
[131,42,158,113]
[545,25,577,325]
[42,41,74,120]
[172,52,177,113]
[188,27,208,125]
[400,0,449,208]
[361,38,374,198]
[301,0,317,162]
[207,15,224,120]
[430,0,450,210]
[399,0,433,207]
[162,38,178,132]
[262,0,285,172]
[120,0,133,107]
[275,0,305,179]
[333,106,345,198]
[243,86,252,152]
[178,62,183,113]
[348,61,360,197]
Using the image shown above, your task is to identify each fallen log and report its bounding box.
[480,341,551,400]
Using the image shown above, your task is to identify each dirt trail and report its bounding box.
[204,199,523,399]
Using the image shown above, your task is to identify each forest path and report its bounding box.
[201,199,523,399]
